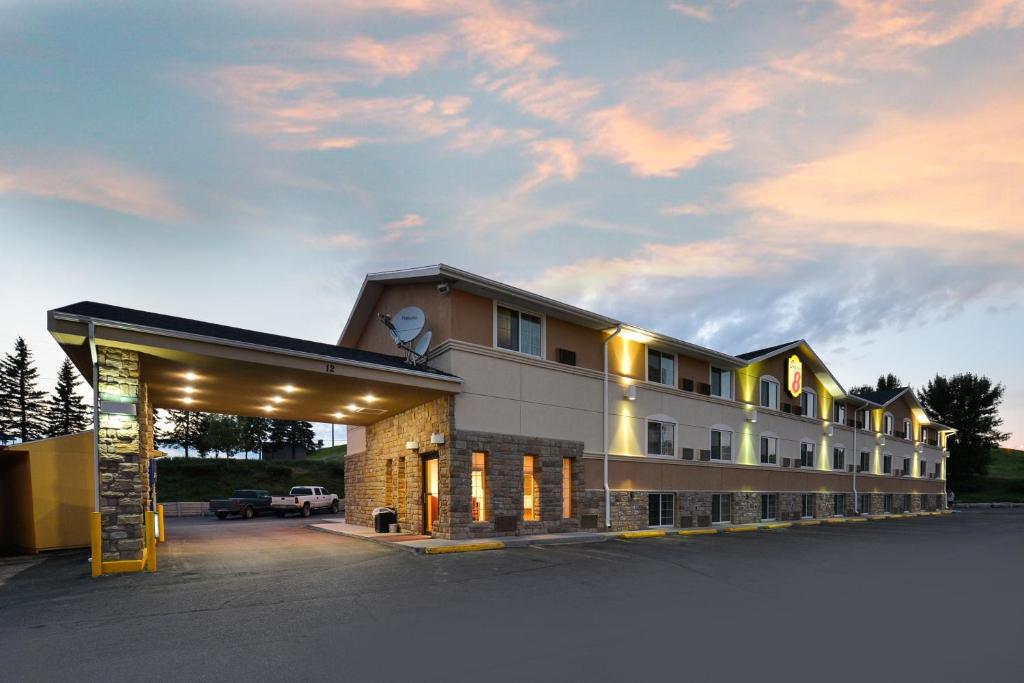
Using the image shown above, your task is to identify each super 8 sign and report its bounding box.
[787,355,803,398]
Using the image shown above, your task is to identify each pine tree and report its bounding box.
[238,416,271,460]
[268,419,317,459]
[159,409,199,458]
[44,358,92,437]
[0,337,47,442]
[206,414,241,458]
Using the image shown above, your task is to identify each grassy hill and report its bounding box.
[306,444,346,462]
[956,448,1024,503]
[155,457,344,502]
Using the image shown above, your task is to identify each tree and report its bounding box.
[238,416,271,460]
[43,359,92,437]
[268,419,317,459]
[918,373,1010,485]
[205,414,242,458]
[193,412,214,458]
[159,409,201,458]
[0,337,47,442]
[850,373,904,397]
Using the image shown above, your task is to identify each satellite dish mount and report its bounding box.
[378,306,433,366]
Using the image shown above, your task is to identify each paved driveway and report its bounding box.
[1,510,1022,682]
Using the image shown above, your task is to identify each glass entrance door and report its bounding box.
[424,455,439,533]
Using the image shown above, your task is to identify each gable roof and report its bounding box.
[853,385,956,432]
[853,386,908,406]
[736,340,803,362]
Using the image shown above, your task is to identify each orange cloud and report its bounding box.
[669,3,713,22]
[332,34,451,78]
[515,138,581,194]
[456,4,561,71]
[475,71,600,123]
[0,154,185,221]
[835,0,1024,49]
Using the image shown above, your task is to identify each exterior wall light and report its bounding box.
[745,409,758,423]
[99,400,137,416]
[430,433,446,445]
[824,422,834,437]
[405,440,420,451]
[624,385,637,401]
[877,434,886,446]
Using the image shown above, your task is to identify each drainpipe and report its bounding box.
[852,406,859,514]
[603,325,623,529]
[88,322,100,512]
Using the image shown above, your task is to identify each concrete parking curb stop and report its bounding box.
[423,542,505,555]
[618,530,667,539]
[678,528,719,536]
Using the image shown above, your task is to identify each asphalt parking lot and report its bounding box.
[2,510,1022,682]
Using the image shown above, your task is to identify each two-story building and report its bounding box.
[341,265,954,538]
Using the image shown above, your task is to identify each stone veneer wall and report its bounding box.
[815,493,835,518]
[677,492,712,527]
[580,491,649,532]
[779,493,801,521]
[451,430,585,539]
[347,396,452,534]
[732,492,760,524]
[96,346,151,561]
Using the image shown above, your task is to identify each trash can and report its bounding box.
[373,507,397,533]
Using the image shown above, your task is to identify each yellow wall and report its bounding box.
[2,431,95,552]
[0,452,35,551]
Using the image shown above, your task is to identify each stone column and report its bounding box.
[96,346,148,562]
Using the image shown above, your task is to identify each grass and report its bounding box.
[306,444,347,462]
[956,448,1024,503]
[155,457,344,502]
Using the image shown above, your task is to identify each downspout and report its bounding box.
[88,322,100,512]
[852,405,858,514]
[603,325,623,529]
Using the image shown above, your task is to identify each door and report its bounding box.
[423,454,439,533]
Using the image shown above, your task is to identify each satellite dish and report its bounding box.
[412,330,432,357]
[390,307,425,343]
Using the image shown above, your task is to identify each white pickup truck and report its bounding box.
[271,486,340,518]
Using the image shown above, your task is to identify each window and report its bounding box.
[799,441,815,468]
[760,436,778,465]
[760,377,780,410]
[883,454,892,474]
[861,409,873,431]
[883,413,894,436]
[562,457,572,519]
[883,494,893,514]
[903,494,912,512]
[832,446,846,470]
[648,493,674,527]
[859,450,870,473]
[496,305,542,357]
[903,418,913,441]
[761,494,777,521]
[801,493,815,519]
[711,494,731,524]
[857,493,870,515]
[710,429,732,461]
[919,459,927,477]
[934,461,942,478]
[647,418,675,457]
[471,452,487,522]
[801,389,817,419]
[710,367,732,398]
[832,493,846,516]
[523,455,539,521]
[834,402,847,424]
[903,457,911,475]
[647,349,675,385]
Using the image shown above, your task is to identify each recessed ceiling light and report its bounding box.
[347,403,359,412]
[283,385,297,393]
[262,405,274,412]
[363,393,378,403]
[184,372,199,381]
[182,397,193,405]
[333,412,343,420]
[271,396,284,403]
[182,386,195,394]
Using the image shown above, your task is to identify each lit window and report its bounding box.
[801,494,815,518]
[648,493,674,527]
[647,419,675,457]
[861,409,873,431]
[496,305,542,357]
[710,367,732,398]
[832,446,846,470]
[711,494,731,524]
[760,436,778,465]
[523,455,539,521]
[800,441,815,468]
[833,493,846,516]
[562,457,572,519]
[903,418,913,440]
[760,377,780,410]
[834,403,847,424]
[761,494,777,521]
[801,389,817,418]
[859,450,870,473]
[647,349,675,386]
[883,454,892,474]
[710,429,732,461]
[883,413,894,436]
[471,452,487,522]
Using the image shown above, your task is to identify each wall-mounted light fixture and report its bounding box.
[877,434,886,446]
[99,400,137,416]
[745,409,758,423]
[430,433,446,445]
[824,422,834,437]
[405,440,420,451]
[623,385,637,401]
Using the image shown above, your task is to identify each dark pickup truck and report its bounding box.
[209,490,273,520]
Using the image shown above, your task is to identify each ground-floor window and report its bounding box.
[711,493,731,524]
[801,493,815,518]
[921,494,930,510]
[832,493,845,516]
[903,494,912,511]
[523,455,539,521]
[471,451,487,522]
[649,493,674,527]
[857,493,870,515]
[761,494,777,521]
[562,457,572,519]
[883,494,893,513]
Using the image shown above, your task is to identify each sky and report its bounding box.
[1,0,1022,449]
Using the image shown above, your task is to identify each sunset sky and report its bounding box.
[2,0,1022,448]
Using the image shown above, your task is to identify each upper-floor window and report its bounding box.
[800,441,815,468]
[919,459,927,477]
[760,376,780,411]
[710,428,732,461]
[496,305,542,357]
[861,409,873,431]
[710,366,732,399]
[883,453,892,474]
[834,403,847,425]
[903,418,913,441]
[859,450,870,473]
[801,389,817,419]
[934,461,942,478]
[883,413,894,436]
[647,418,675,457]
[832,446,846,471]
[903,457,911,475]
[760,435,778,465]
[647,349,675,386]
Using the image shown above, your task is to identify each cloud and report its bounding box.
[669,3,713,22]
[661,203,708,216]
[474,71,601,123]
[834,0,1024,49]
[515,138,581,194]
[455,4,562,71]
[384,213,426,230]
[320,33,452,78]
[0,153,185,221]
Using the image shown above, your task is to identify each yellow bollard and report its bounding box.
[145,510,157,572]
[157,504,166,543]
[90,512,103,578]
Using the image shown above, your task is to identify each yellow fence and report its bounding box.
[90,508,161,577]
